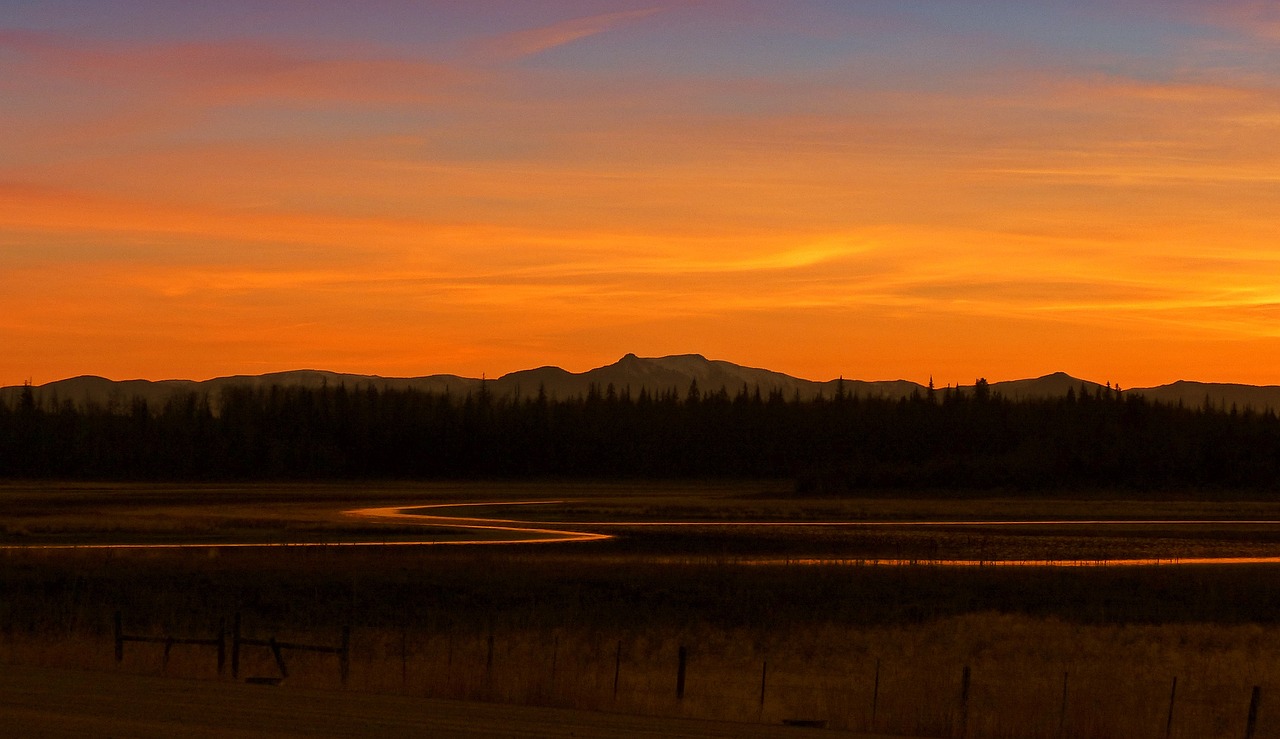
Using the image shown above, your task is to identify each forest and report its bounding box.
[0,379,1277,492]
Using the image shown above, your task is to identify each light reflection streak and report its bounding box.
[735,557,1280,568]
[5,500,1280,567]
[344,501,611,544]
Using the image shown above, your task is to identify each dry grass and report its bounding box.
[6,482,1280,737]
[10,613,1279,738]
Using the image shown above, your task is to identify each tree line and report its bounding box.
[1,379,1278,493]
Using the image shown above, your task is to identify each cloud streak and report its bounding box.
[0,28,470,109]
[4,2,1280,386]
[470,7,662,61]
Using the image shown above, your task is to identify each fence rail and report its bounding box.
[112,612,348,685]
[231,613,349,685]
[114,612,225,673]
[100,615,1274,738]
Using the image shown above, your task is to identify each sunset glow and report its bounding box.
[4,1,1280,387]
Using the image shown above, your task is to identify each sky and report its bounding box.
[2,1,1279,388]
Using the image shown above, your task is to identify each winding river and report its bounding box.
[6,500,1280,567]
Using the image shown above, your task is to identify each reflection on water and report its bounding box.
[347,501,610,544]
[6,500,1280,567]
[736,556,1280,568]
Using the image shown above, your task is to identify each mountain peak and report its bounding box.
[9,360,1280,412]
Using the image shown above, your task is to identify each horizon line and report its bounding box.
[2,355,1276,394]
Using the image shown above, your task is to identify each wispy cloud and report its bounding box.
[469,7,662,61]
[7,3,1280,386]
[1192,1,1280,41]
[0,29,469,106]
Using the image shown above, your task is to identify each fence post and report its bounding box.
[613,640,622,700]
[759,660,768,713]
[676,646,687,700]
[549,634,558,693]
[216,618,226,675]
[114,612,123,663]
[339,625,351,686]
[485,622,495,689]
[1246,686,1261,739]
[1058,671,1069,738]
[268,637,289,679]
[871,658,880,729]
[231,613,241,679]
[400,622,408,691]
[957,665,971,739]
[1165,677,1178,739]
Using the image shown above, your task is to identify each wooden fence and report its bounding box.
[114,611,225,673]
[231,613,349,685]
[113,612,348,685]
[106,619,1273,738]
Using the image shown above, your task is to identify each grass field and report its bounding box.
[0,663,862,738]
[4,481,1280,737]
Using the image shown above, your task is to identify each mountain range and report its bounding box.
[3,354,1279,413]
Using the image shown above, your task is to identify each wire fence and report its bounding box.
[2,611,1277,738]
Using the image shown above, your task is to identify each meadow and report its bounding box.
[4,481,1280,737]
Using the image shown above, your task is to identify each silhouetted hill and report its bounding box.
[493,353,918,401]
[3,358,1279,412]
[1125,380,1280,413]
[0,370,479,410]
[6,375,201,409]
[822,378,926,400]
[211,370,476,396]
[987,372,1106,401]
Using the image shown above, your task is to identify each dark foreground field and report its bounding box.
[4,482,1280,737]
[0,660,880,737]
[0,664,885,738]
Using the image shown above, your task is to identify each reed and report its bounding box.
[6,482,1280,736]
[9,608,1279,738]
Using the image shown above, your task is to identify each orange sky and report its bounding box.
[3,2,1280,388]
